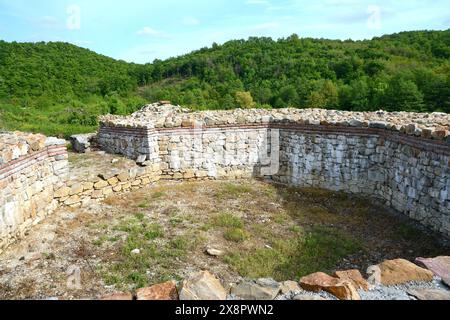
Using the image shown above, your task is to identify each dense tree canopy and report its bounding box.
[0,30,449,137]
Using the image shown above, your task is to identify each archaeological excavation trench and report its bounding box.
[0,103,449,299]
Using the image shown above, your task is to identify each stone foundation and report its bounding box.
[274,126,449,236]
[0,133,68,253]
[98,103,450,238]
[1,103,449,252]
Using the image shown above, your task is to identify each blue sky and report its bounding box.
[0,0,448,64]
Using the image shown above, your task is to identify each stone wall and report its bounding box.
[53,162,161,208]
[1,103,448,252]
[97,103,449,238]
[0,132,68,253]
[274,126,449,236]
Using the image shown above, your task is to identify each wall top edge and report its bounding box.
[98,103,449,143]
[0,132,67,170]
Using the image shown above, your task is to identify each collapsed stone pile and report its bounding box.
[102,257,450,301]
[99,102,450,141]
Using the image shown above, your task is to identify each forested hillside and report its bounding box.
[0,30,449,137]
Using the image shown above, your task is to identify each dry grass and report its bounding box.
[2,179,448,299]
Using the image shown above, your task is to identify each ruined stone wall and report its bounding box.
[274,126,449,236]
[98,125,274,180]
[156,126,270,180]
[0,133,68,253]
[97,103,449,238]
[53,163,161,207]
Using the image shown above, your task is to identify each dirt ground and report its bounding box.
[0,177,449,300]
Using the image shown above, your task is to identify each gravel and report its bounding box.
[358,277,449,300]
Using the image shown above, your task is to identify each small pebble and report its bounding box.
[131,249,141,255]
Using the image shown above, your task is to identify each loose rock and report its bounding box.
[370,259,434,286]
[280,281,302,295]
[136,281,178,300]
[101,292,133,300]
[407,289,450,301]
[179,271,227,300]
[300,272,360,300]
[415,256,450,279]
[231,278,281,300]
[206,247,224,257]
[334,269,370,291]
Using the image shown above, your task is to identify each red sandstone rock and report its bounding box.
[374,259,434,286]
[333,269,370,291]
[136,281,179,300]
[300,272,361,300]
[415,256,450,279]
[101,292,133,300]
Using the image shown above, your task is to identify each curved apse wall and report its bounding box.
[98,108,450,238]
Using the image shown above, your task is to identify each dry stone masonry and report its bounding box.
[0,132,67,253]
[99,102,450,237]
[1,102,449,253]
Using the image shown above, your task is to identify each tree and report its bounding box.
[279,85,299,107]
[306,91,327,109]
[307,80,339,109]
[235,91,256,109]
[341,78,370,110]
[382,75,424,112]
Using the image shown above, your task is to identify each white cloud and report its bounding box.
[136,26,171,39]
[182,16,200,26]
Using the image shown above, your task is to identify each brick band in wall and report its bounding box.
[98,120,449,238]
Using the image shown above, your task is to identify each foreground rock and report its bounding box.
[231,278,281,300]
[101,292,133,300]
[407,289,450,300]
[415,256,450,279]
[334,270,370,291]
[179,271,227,300]
[280,281,302,294]
[299,272,360,300]
[136,281,178,300]
[369,259,434,286]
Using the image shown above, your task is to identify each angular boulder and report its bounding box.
[136,154,147,165]
[136,281,178,300]
[407,289,450,301]
[280,280,302,295]
[70,133,96,153]
[179,271,227,300]
[415,256,450,279]
[231,278,281,300]
[334,269,370,291]
[101,292,133,300]
[300,272,360,300]
[372,259,434,286]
